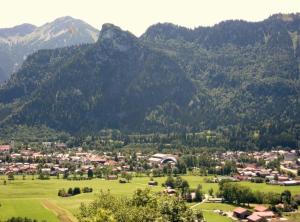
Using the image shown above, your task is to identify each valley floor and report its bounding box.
[1,175,300,222]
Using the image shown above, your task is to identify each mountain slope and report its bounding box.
[0,14,300,148]
[0,16,98,82]
[0,24,195,133]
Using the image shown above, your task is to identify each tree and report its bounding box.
[195,185,203,202]
[124,173,133,182]
[208,188,214,197]
[165,176,175,188]
[7,172,14,180]
[281,190,292,204]
[92,209,116,222]
[73,187,81,195]
[63,171,69,179]
[87,168,94,179]
[77,189,203,222]
[94,167,103,178]
[68,188,73,196]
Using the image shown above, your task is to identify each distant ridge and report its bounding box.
[0,16,98,82]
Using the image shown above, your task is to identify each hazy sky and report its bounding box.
[2,0,300,36]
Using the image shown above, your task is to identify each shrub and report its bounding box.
[58,189,68,197]
[68,188,73,196]
[5,217,39,222]
[119,178,127,183]
[82,187,93,193]
[73,187,81,195]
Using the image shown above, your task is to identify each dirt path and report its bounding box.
[42,199,77,222]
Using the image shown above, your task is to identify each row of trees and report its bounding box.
[219,181,299,211]
[4,218,44,222]
[57,187,92,197]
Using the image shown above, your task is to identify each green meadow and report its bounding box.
[0,175,300,222]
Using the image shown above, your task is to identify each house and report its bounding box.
[247,214,265,222]
[254,205,268,212]
[107,175,118,180]
[148,181,158,186]
[233,207,251,219]
[253,211,275,219]
[55,143,67,149]
[165,187,176,195]
[89,156,106,164]
[277,176,289,182]
[206,197,223,203]
[0,145,11,152]
[281,180,300,186]
[42,142,52,148]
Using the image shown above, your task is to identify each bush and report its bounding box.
[7,173,14,180]
[68,188,73,196]
[73,187,81,195]
[251,177,264,183]
[5,217,39,222]
[58,188,69,197]
[38,172,50,180]
[82,187,93,193]
[119,178,127,183]
[148,181,158,186]
[59,186,91,197]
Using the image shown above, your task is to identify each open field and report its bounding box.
[193,202,236,222]
[1,175,300,222]
[202,211,234,222]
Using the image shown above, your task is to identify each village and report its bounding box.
[1,143,300,184]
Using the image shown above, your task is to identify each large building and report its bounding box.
[149,153,177,165]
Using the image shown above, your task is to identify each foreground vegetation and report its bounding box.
[78,189,203,221]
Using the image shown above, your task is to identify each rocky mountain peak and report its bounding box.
[98,23,138,51]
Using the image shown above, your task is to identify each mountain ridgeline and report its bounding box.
[0,16,98,82]
[0,13,300,148]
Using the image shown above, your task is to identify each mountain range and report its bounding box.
[0,16,98,82]
[0,13,300,148]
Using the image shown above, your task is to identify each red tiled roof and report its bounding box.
[233,207,248,214]
[253,211,275,218]
[0,145,11,151]
[254,205,268,212]
[247,214,262,222]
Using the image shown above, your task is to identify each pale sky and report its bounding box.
[1,0,300,36]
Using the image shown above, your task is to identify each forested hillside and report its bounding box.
[0,14,300,149]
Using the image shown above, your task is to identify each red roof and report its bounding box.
[254,205,268,212]
[253,211,275,218]
[0,145,11,151]
[233,207,248,214]
[247,214,262,222]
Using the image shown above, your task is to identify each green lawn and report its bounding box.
[195,203,236,211]
[0,199,59,222]
[1,175,300,222]
[240,181,300,195]
[203,211,234,222]
[193,202,236,222]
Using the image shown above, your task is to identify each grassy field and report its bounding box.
[193,202,236,222]
[202,211,234,222]
[0,175,300,222]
